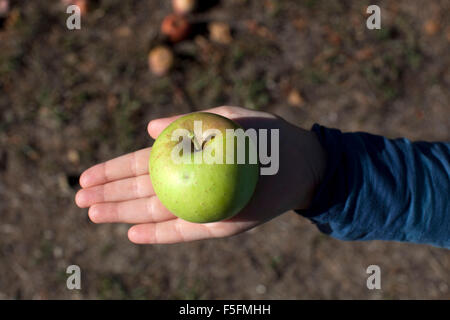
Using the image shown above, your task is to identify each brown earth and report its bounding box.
[0,0,449,299]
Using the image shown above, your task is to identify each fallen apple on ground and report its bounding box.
[161,13,191,43]
[149,112,259,223]
[148,45,174,76]
[172,0,196,15]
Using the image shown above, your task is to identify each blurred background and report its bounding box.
[0,0,449,299]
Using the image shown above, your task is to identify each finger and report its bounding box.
[147,115,181,139]
[88,196,176,224]
[79,148,151,188]
[75,174,154,208]
[128,219,224,244]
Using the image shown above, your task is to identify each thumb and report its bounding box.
[147,115,182,140]
[147,106,265,139]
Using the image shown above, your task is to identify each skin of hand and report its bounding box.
[75,106,327,244]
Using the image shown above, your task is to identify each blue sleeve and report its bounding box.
[297,124,450,249]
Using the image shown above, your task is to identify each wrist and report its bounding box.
[288,125,327,211]
[308,130,327,192]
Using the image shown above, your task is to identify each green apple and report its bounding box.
[149,112,259,223]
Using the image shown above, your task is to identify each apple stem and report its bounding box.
[188,132,202,151]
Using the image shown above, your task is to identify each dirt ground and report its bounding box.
[0,0,449,299]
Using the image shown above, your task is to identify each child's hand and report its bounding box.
[75,106,326,244]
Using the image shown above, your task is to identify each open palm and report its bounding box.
[75,106,326,244]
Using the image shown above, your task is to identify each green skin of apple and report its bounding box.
[149,112,259,223]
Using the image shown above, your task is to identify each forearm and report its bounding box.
[297,125,450,249]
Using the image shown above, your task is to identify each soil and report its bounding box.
[0,0,449,299]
